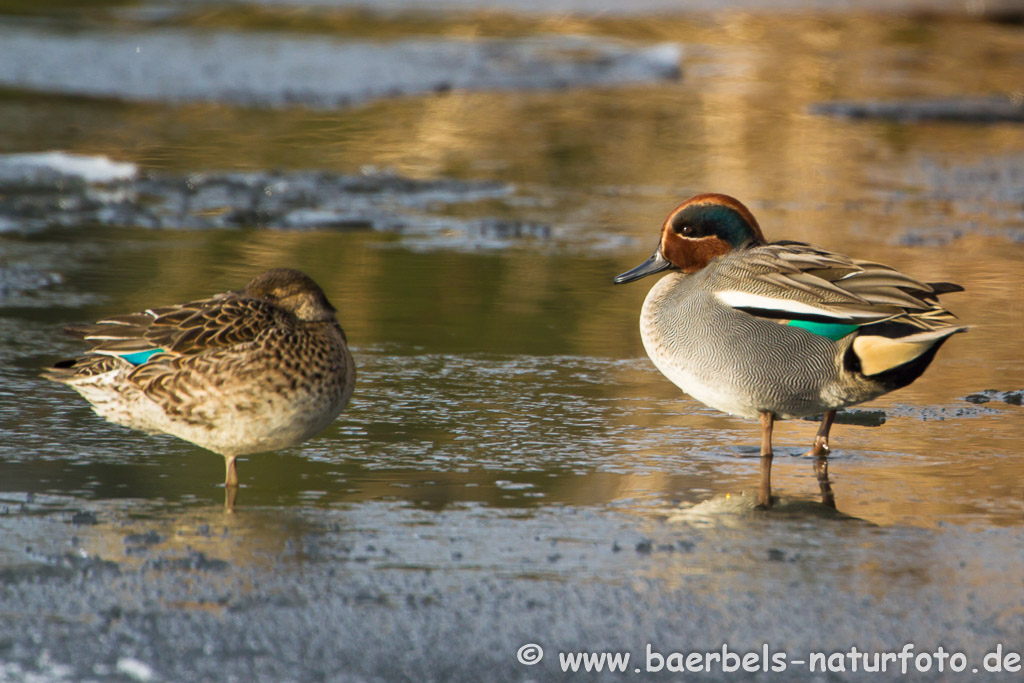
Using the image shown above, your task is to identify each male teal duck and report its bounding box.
[44,268,356,498]
[614,194,965,507]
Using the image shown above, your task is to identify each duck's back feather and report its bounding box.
[712,242,964,334]
[60,293,294,363]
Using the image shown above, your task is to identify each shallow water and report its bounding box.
[0,2,1023,680]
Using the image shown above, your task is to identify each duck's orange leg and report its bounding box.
[225,455,239,488]
[758,411,775,508]
[803,409,836,457]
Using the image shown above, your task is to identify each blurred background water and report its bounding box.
[0,1,1023,679]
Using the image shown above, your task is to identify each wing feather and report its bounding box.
[713,242,963,331]
[69,293,292,358]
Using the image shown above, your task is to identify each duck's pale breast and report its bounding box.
[639,271,882,419]
[168,323,355,456]
[71,322,355,456]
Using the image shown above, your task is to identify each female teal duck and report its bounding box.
[44,269,356,493]
[615,194,965,507]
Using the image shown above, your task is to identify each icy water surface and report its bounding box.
[0,1,1023,680]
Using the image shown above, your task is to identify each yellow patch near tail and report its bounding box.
[851,328,962,376]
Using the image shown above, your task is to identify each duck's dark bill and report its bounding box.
[614,249,673,284]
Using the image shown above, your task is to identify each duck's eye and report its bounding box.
[678,225,693,235]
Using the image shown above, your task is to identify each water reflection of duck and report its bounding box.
[44,269,355,506]
[615,194,965,508]
[667,489,858,525]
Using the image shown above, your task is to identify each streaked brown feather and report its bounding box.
[40,354,125,380]
[72,295,292,359]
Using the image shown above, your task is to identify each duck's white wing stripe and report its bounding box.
[714,290,874,321]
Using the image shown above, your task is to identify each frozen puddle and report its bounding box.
[0,27,681,108]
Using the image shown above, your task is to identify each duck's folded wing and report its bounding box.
[712,242,962,330]
[65,294,289,360]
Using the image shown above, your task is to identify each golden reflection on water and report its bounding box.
[3,9,1023,528]
[40,222,1024,528]
[73,505,304,572]
[5,13,1021,182]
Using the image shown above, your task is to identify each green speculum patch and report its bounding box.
[786,320,859,341]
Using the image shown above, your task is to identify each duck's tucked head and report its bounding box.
[246,268,336,322]
[614,193,766,284]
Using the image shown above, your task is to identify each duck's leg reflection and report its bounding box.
[814,456,836,509]
[224,483,238,512]
[758,411,775,508]
[224,455,239,512]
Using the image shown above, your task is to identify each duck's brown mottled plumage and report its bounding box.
[44,269,355,492]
